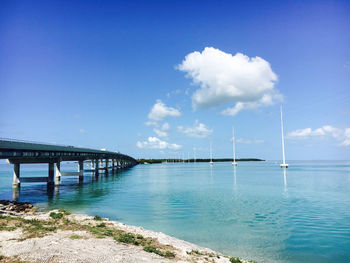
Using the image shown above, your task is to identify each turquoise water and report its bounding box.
[0,161,349,262]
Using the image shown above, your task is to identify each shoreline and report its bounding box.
[0,201,253,263]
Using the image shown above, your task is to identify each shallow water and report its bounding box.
[0,161,349,262]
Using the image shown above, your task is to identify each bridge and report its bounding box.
[0,139,138,188]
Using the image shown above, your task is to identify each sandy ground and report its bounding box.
[0,209,248,263]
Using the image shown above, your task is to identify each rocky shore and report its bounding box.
[0,201,253,263]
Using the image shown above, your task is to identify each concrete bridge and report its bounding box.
[0,139,138,188]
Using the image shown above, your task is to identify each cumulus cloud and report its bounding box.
[136,137,182,150]
[145,121,158,126]
[148,100,181,121]
[154,128,168,138]
[342,128,350,146]
[287,126,341,138]
[177,47,281,115]
[236,138,264,144]
[177,120,213,138]
[161,122,170,131]
[166,89,181,98]
[287,125,350,146]
[153,122,170,138]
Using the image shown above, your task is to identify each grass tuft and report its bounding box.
[93,215,102,221]
[70,235,83,239]
[143,245,163,255]
[58,209,71,215]
[164,250,176,258]
[115,232,140,245]
[97,223,106,228]
[49,212,63,220]
[143,245,175,258]
[230,257,243,263]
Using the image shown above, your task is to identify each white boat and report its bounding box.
[232,127,238,166]
[280,105,289,168]
[209,142,213,165]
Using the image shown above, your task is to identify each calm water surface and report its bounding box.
[0,161,349,263]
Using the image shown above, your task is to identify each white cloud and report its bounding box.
[287,126,341,138]
[153,128,168,138]
[153,122,170,138]
[145,121,158,127]
[236,138,264,144]
[136,137,182,150]
[221,93,282,116]
[287,125,350,147]
[161,122,170,131]
[166,89,181,98]
[287,128,313,138]
[342,128,350,146]
[177,47,281,115]
[177,120,213,138]
[148,100,181,121]
[79,129,86,133]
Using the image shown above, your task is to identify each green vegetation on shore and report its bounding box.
[138,158,264,164]
[0,212,177,260]
[0,201,254,263]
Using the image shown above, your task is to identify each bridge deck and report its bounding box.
[0,139,138,188]
[0,139,136,164]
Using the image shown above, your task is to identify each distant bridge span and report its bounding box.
[0,139,138,188]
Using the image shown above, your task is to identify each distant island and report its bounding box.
[138,158,264,164]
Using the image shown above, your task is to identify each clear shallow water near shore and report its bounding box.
[0,161,350,262]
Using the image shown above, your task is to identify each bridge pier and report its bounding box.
[48,163,55,187]
[105,159,109,175]
[112,159,115,173]
[90,160,94,177]
[12,163,20,188]
[55,162,61,185]
[95,159,99,176]
[78,160,84,182]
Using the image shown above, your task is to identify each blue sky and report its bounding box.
[1,0,349,160]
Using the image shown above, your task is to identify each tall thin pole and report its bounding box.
[280,105,286,165]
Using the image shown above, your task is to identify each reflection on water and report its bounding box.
[233,166,237,188]
[283,168,287,193]
[12,188,19,201]
[1,161,350,263]
[8,168,126,210]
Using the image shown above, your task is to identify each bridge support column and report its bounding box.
[78,161,84,182]
[100,160,103,173]
[48,163,54,187]
[105,159,109,175]
[55,162,61,185]
[90,160,94,177]
[111,159,115,173]
[95,159,99,176]
[12,163,20,188]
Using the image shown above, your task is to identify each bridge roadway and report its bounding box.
[0,139,138,188]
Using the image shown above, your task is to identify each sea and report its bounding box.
[0,160,349,263]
